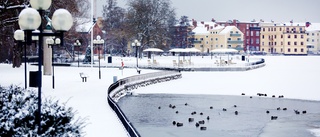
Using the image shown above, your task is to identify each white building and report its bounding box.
[305,23,320,54]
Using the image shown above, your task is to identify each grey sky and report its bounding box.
[97,0,320,23]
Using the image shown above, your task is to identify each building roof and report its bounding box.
[306,23,320,31]
[219,26,236,34]
[193,26,210,35]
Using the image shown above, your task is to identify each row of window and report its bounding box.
[261,41,304,46]
[262,34,305,39]
[246,31,260,36]
[261,48,305,53]
[246,39,260,44]
[262,27,304,32]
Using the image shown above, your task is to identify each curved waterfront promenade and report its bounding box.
[107,70,182,136]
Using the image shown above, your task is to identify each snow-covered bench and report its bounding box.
[79,72,88,82]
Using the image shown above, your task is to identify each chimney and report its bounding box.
[205,24,209,31]
[201,21,204,24]
[214,24,218,27]
[193,20,197,27]
[306,22,311,27]
[211,18,216,22]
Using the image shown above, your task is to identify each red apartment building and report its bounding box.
[215,19,261,51]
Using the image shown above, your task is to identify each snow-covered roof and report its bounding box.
[74,17,96,32]
[219,26,236,34]
[306,23,320,31]
[192,26,209,35]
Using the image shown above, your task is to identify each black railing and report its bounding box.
[107,71,182,137]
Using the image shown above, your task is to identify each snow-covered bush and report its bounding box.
[0,85,86,136]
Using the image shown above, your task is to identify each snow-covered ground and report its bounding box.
[0,55,319,136]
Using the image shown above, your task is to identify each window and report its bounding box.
[274,28,277,31]
[312,33,315,36]
[236,31,239,34]
[288,35,291,38]
[301,42,304,45]
[281,42,283,45]
[237,38,241,41]
[281,48,283,52]
[256,39,259,44]
[275,42,277,46]
[251,38,253,44]
[247,39,250,44]
[228,45,231,48]
[281,35,283,39]
[288,48,291,52]
[301,35,304,38]
[200,38,204,40]
[263,28,265,31]
[216,45,218,48]
[275,35,277,39]
[294,42,297,45]
[307,38,309,42]
[294,35,297,38]
[228,38,231,40]
[256,31,259,36]
[206,36,209,38]
[312,39,315,42]
[280,27,282,31]
[251,31,253,36]
[211,38,213,41]
[288,42,291,45]
[262,48,264,51]
[262,42,264,46]
[230,31,233,34]
[246,31,249,36]
[301,48,304,52]
[221,45,223,48]
[262,35,265,39]
[294,48,297,52]
[206,41,209,44]
[216,38,218,41]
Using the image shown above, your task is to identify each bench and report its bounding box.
[79,72,88,82]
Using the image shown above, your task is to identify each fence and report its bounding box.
[107,70,182,137]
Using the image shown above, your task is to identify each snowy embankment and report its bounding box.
[135,56,320,101]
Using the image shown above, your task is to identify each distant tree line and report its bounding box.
[102,0,176,56]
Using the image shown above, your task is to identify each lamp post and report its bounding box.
[93,35,104,79]
[131,39,141,68]
[14,30,26,89]
[17,0,73,133]
[14,30,39,89]
[46,37,61,89]
[74,40,81,67]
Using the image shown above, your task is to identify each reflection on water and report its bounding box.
[117,94,320,137]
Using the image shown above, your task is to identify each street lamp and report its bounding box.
[14,30,39,89]
[93,35,105,79]
[74,40,81,67]
[14,30,26,89]
[46,37,61,89]
[131,39,141,68]
[17,0,73,133]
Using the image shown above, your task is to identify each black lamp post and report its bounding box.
[46,37,61,89]
[17,0,73,133]
[14,30,39,89]
[131,39,141,68]
[74,40,81,67]
[93,35,105,79]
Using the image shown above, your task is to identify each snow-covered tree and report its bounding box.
[0,85,86,136]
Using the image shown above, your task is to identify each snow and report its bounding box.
[1,55,320,136]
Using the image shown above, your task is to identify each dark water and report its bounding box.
[117,94,320,137]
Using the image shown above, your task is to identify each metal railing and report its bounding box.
[107,70,181,137]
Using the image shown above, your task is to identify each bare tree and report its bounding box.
[126,0,176,54]
[0,0,90,66]
[102,0,127,55]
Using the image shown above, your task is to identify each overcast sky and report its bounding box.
[97,0,320,23]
